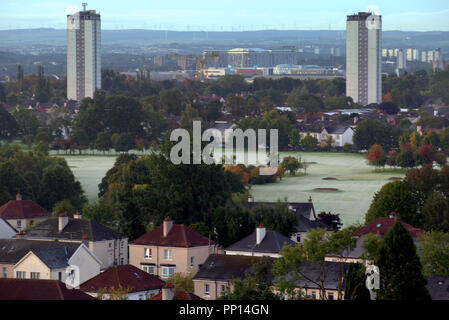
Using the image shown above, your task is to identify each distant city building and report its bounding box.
[397,49,407,70]
[346,12,382,106]
[153,55,166,66]
[67,4,101,101]
[203,47,297,69]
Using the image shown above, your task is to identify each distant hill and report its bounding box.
[0,28,448,51]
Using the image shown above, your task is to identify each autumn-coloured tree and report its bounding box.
[367,144,387,168]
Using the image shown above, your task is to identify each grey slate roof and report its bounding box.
[287,261,349,291]
[24,218,126,242]
[225,230,295,254]
[32,245,80,269]
[192,254,273,281]
[246,201,316,220]
[426,276,449,300]
[0,239,81,266]
[296,215,329,233]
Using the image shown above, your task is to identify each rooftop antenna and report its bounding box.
[82,3,88,12]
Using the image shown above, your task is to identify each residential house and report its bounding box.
[23,212,128,270]
[0,278,96,300]
[0,193,51,231]
[80,264,166,300]
[426,276,449,300]
[192,254,273,300]
[150,283,203,300]
[208,121,237,146]
[298,125,354,147]
[129,217,217,279]
[12,242,101,285]
[0,218,16,239]
[325,214,424,265]
[224,225,295,258]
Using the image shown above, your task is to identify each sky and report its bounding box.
[1,0,449,31]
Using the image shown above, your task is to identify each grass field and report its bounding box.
[59,152,405,227]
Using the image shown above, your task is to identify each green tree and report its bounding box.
[280,156,301,175]
[95,132,113,154]
[52,199,76,217]
[160,88,184,115]
[344,263,370,300]
[365,181,418,226]
[289,128,301,147]
[34,65,51,103]
[0,107,19,140]
[114,133,136,153]
[82,199,118,228]
[220,258,278,300]
[375,221,431,300]
[301,133,319,151]
[250,202,298,237]
[212,202,253,247]
[422,192,449,233]
[13,109,39,136]
[417,231,449,277]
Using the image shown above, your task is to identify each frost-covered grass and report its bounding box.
[59,151,405,227]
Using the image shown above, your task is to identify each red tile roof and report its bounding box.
[0,279,96,300]
[0,200,50,219]
[149,290,203,300]
[80,265,166,293]
[131,224,214,248]
[353,217,423,238]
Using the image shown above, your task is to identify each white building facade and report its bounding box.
[346,12,382,106]
[67,6,101,101]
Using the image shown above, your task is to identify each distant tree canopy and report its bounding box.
[0,142,86,210]
[0,107,19,140]
[353,119,401,151]
[98,138,245,240]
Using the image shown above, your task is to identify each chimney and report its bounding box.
[162,283,175,300]
[256,224,266,245]
[308,195,312,202]
[389,212,396,219]
[248,195,254,203]
[16,193,22,201]
[74,211,82,220]
[163,217,173,237]
[58,213,69,232]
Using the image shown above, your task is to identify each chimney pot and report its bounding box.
[256,225,266,245]
[163,218,173,237]
[16,193,22,201]
[74,211,82,219]
[58,214,69,232]
[162,284,175,300]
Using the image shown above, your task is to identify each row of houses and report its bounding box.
[1,195,448,300]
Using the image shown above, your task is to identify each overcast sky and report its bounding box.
[1,0,449,31]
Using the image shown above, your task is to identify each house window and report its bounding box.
[120,258,124,265]
[109,242,112,248]
[58,272,62,281]
[30,272,40,279]
[2,267,6,278]
[190,256,194,267]
[120,241,124,249]
[328,292,334,300]
[138,294,144,300]
[142,265,155,275]
[161,266,175,278]
[144,248,152,259]
[164,249,172,260]
[221,285,226,293]
[311,291,316,299]
[296,235,301,243]
[16,271,26,279]
[17,221,22,228]
[204,284,210,296]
